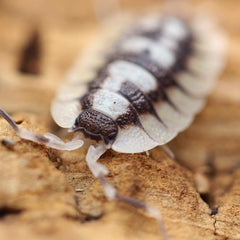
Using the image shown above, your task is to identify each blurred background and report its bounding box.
[0,0,169,116]
[0,0,238,113]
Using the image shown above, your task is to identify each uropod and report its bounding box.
[0,4,226,240]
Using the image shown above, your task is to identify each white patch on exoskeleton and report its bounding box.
[92,89,130,120]
[103,60,158,92]
[112,125,159,153]
[161,17,189,40]
[159,36,178,50]
[137,14,162,32]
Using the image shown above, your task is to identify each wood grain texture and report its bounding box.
[0,0,239,239]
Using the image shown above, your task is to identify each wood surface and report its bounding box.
[0,0,240,239]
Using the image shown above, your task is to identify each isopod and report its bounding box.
[0,4,226,240]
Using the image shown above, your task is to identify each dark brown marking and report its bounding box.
[147,87,179,112]
[134,28,162,41]
[88,68,108,90]
[119,81,152,114]
[0,207,23,219]
[35,134,49,144]
[119,81,163,123]
[80,94,94,110]
[72,109,118,145]
[1,138,16,150]
[116,106,140,128]
[159,75,189,95]
[147,88,168,102]
[171,36,194,73]
[19,30,41,75]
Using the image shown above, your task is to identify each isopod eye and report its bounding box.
[108,132,117,140]
[72,118,79,129]
[72,109,118,145]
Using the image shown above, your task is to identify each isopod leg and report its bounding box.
[86,144,171,240]
[86,144,117,200]
[162,144,175,159]
[116,195,171,240]
[0,108,83,151]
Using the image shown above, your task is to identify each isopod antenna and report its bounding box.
[0,107,84,151]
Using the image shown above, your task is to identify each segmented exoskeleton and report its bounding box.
[0,6,226,240]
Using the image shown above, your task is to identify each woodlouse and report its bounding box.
[0,4,226,239]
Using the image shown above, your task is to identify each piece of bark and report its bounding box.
[0,115,80,221]
[0,115,220,240]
